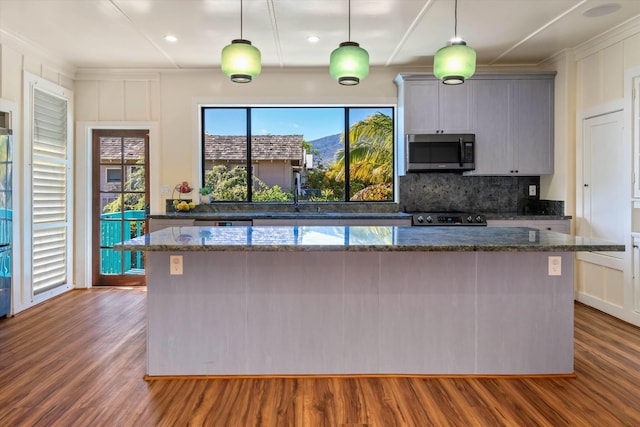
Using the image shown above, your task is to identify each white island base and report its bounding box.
[146,250,574,377]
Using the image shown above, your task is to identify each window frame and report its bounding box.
[105,167,122,184]
[200,105,396,203]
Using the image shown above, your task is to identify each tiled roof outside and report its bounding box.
[100,134,304,162]
[204,133,303,161]
[99,137,145,161]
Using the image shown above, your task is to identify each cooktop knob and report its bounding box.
[416,215,424,223]
[467,215,473,223]
[475,215,483,223]
[426,215,433,223]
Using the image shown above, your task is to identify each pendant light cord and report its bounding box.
[240,0,244,39]
[348,0,351,41]
[454,0,458,39]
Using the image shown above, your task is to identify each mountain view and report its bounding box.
[308,133,342,166]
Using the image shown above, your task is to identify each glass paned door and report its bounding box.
[92,129,148,286]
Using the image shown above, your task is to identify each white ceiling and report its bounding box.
[0,0,639,71]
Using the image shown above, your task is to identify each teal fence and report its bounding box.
[100,210,145,275]
[0,209,10,279]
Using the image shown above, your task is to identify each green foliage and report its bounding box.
[310,188,342,202]
[204,165,292,202]
[302,138,319,157]
[324,112,394,201]
[204,165,247,201]
[349,180,366,200]
[351,183,393,201]
[252,183,291,202]
[304,164,344,201]
[103,161,146,213]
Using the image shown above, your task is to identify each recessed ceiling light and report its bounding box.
[583,3,621,18]
[164,34,178,42]
[307,35,320,44]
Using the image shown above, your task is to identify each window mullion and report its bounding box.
[344,108,350,202]
[246,108,253,202]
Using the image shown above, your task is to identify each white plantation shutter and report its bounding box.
[31,87,70,295]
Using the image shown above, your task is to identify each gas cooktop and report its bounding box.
[410,212,487,226]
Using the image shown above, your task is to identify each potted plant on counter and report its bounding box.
[199,186,213,204]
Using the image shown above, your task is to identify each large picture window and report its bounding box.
[201,106,394,203]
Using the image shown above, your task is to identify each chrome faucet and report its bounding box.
[293,172,300,212]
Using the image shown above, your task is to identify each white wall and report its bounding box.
[572,16,640,326]
[540,52,576,232]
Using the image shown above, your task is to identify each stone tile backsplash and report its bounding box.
[166,174,564,216]
[399,173,563,215]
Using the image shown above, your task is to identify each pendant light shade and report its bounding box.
[329,0,369,85]
[433,0,476,85]
[221,39,261,83]
[433,41,476,85]
[221,0,261,83]
[330,41,369,85]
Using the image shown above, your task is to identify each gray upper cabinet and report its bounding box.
[396,73,555,177]
[468,75,555,176]
[401,78,474,134]
[470,79,511,175]
[511,78,554,175]
[403,80,438,134]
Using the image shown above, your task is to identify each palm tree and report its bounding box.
[329,112,393,185]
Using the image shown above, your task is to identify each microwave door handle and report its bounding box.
[458,137,464,166]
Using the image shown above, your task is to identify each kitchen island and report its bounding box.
[118,225,623,377]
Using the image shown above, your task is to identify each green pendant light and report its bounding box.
[221,0,261,83]
[433,0,476,85]
[329,0,369,86]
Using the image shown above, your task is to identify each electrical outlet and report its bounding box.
[160,185,170,196]
[548,256,561,276]
[529,185,537,196]
[170,255,183,275]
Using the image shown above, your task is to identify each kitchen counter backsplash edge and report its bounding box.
[156,200,569,220]
[164,200,401,215]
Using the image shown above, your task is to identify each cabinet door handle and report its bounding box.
[584,184,589,187]
[634,245,639,248]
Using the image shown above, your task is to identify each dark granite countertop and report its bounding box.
[149,212,413,221]
[117,225,622,253]
[149,212,570,221]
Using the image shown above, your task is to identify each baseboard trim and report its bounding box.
[143,373,577,381]
[575,293,640,327]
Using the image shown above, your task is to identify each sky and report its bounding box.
[203,107,393,142]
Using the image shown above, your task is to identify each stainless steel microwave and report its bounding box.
[405,133,475,172]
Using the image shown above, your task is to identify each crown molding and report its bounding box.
[539,48,577,69]
[0,29,76,79]
[574,14,640,61]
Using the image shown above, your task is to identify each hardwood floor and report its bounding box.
[1,288,639,426]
